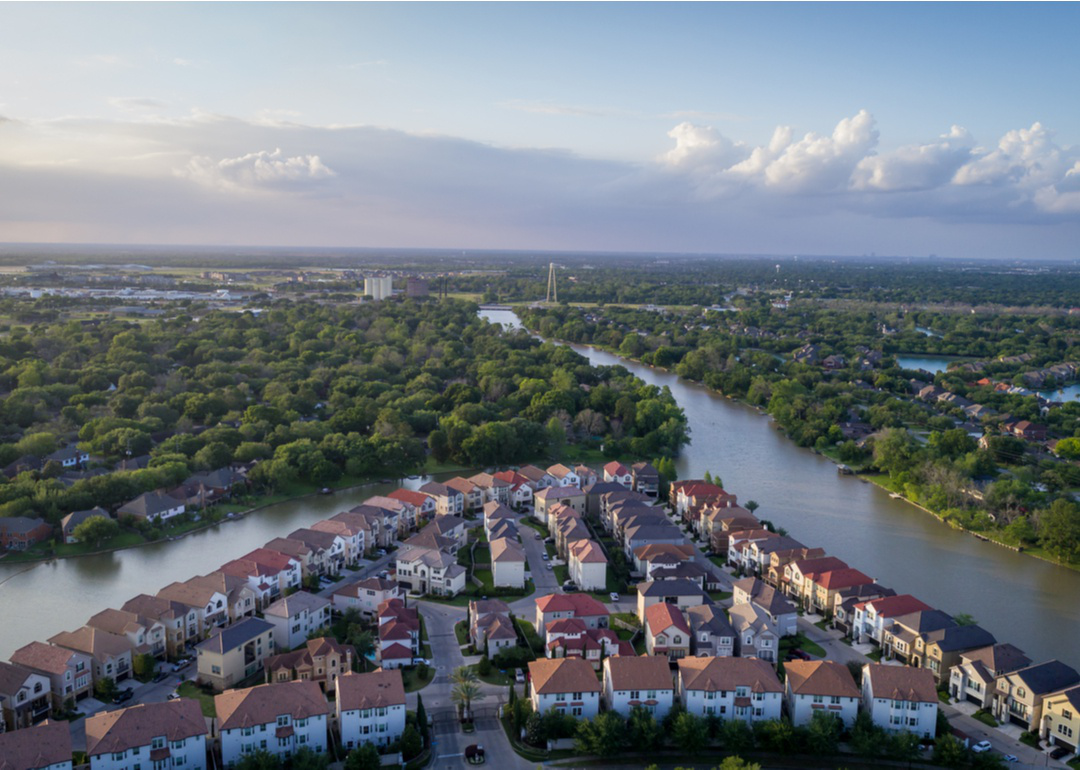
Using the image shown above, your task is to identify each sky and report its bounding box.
[1,2,1079,259]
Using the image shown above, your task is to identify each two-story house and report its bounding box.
[1041,685,1080,755]
[949,643,1031,709]
[264,637,354,695]
[851,594,932,646]
[491,537,527,588]
[602,655,674,719]
[0,662,52,731]
[376,599,420,669]
[534,593,609,642]
[10,641,93,706]
[47,627,133,685]
[567,539,608,591]
[994,660,1080,731]
[86,700,207,770]
[0,720,72,770]
[732,577,798,637]
[331,577,402,619]
[195,617,276,692]
[862,663,938,738]
[529,658,601,719]
[418,482,464,517]
[645,602,690,661]
[121,594,201,658]
[687,604,736,658]
[602,461,633,488]
[469,599,516,659]
[728,603,779,664]
[677,656,783,722]
[394,537,466,597]
[635,579,708,622]
[337,669,407,751]
[216,680,330,767]
[264,592,331,651]
[534,486,586,525]
[445,477,484,514]
[784,660,861,727]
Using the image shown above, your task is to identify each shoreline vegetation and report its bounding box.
[519,326,1080,574]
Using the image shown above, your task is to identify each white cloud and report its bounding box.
[762,109,879,191]
[179,148,335,191]
[109,97,169,112]
[852,125,974,192]
[953,122,1062,188]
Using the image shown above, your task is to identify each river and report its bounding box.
[0,311,1071,666]
[484,308,1075,666]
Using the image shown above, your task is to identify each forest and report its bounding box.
[0,299,687,530]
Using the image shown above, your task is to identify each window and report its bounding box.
[152,737,165,750]
[629,690,640,699]
[1065,710,1074,720]
[212,665,222,675]
[277,715,290,727]
[572,706,583,716]
[830,696,841,705]
[1058,724,1074,739]
[813,695,823,704]
[572,692,582,700]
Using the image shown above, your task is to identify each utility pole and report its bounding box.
[546,262,558,303]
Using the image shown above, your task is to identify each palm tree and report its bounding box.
[450,666,484,721]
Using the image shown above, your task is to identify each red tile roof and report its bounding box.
[535,593,608,616]
[857,594,932,618]
[646,602,690,636]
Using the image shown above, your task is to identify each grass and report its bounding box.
[972,709,998,728]
[455,620,470,647]
[553,564,569,584]
[708,590,732,602]
[1020,731,1041,749]
[515,619,543,654]
[177,681,216,717]
[813,619,831,632]
[401,665,435,693]
[866,649,883,662]
[519,518,550,538]
[708,556,729,570]
[474,665,513,686]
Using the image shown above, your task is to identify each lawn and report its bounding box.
[54,530,146,557]
[553,564,569,584]
[515,619,543,654]
[972,709,999,728]
[519,518,550,538]
[708,590,732,602]
[474,665,513,686]
[177,681,216,717]
[401,665,435,693]
[454,620,470,647]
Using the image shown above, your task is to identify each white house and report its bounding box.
[601,461,633,488]
[337,669,407,751]
[470,600,517,658]
[490,537,526,588]
[862,663,938,738]
[216,681,330,767]
[546,464,581,488]
[332,578,402,619]
[677,656,783,723]
[529,658,601,719]
[534,593,609,642]
[0,720,72,770]
[728,603,779,664]
[851,594,932,646]
[86,700,207,770]
[567,539,608,591]
[117,491,185,523]
[602,655,674,719]
[264,591,331,651]
[783,660,861,727]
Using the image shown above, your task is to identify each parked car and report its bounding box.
[542,553,549,561]
[545,563,553,570]
[563,583,578,592]
[972,741,993,753]
[515,669,526,684]
[1049,747,1071,760]
[167,691,180,701]
[113,688,134,704]
[171,659,191,672]
[789,649,813,660]
[1003,755,1018,763]
[377,548,387,556]
[609,592,620,602]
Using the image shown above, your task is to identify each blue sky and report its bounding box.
[1,2,1078,258]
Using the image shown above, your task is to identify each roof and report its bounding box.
[0,516,49,535]
[864,663,937,703]
[118,491,183,517]
[490,537,526,563]
[646,602,690,636]
[444,477,479,494]
[673,481,727,498]
[380,643,413,660]
[48,626,133,661]
[388,488,433,507]
[547,464,576,479]
[924,624,996,653]
[678,656,783,693]
[352,577,399,593]
[529,657,602,695]
[0,720,73,770]
[636,579,706,598]
[858,594,932,618]
[568,539,608,564]
[87,608,155,638]
[686,604,735,638]
[535,486,585,500]
[0,661,37,694]
[196,617,274,654]
[470,598,511,616]
[808,567,874,590]
[337,669,406,711]
[265,638,353,674]
[483,501,515,519]
[791,556,848,575]
[475,613,517,641]
[10,642,80,676]
[430,515,467,534]
[604,655,674,691]
[633,543,696,562]
[516,465,550,482]
[784,660,860,698]
[286,527,340,550]
[728,603,778,636]
[535,593,608,616]
[963,644,1031,675]
[264,591,330,619]
[86,700,206,756]
[216,680,330,730]
[733,578,797,617]
[122,594,190,623]
[891,609,956,635]
[61,506,110,534]
[1010,660,1080,696]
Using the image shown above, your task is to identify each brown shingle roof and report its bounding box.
[864,663,937,703]
[604,655,674,692]
[216,680,330,730]
[336,669,406,711]
[86,700,206,756]
[490,537,526,563]
[47,626,132,662]
[0,720,72,770]
[9,642,78,676]
[529,658,601,695]
[678,656,782,693]
[784,660,860,698]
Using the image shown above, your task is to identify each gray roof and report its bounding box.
[637,579,707,598]
[0,516,49,535]
[892,609,955,634]
[196,617,275,654]
[623,523,684,543]
[687,603,734,639]
[1011,660,1080,696]
[924,624,996,653]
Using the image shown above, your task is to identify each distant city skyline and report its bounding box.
[1,2,1078,259]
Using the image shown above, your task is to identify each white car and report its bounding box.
[971,741,993,753]
[609,592,620,602]
[515,670,526,684]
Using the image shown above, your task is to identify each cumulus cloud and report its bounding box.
[180,148,335,191]
[852,125,974,192]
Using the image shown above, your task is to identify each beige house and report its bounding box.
[195,617,276,692]
[568,539,608,591]
[87,609,167,659]
[48,626,134,684]
[994,660,1080,731]
[332,577,402,619]
[1041,685,1080,754]
[534,486,586,525]
[490,537,526,588]
[10,641,94,706]
[264,637,354,694]
[122,594,202,658]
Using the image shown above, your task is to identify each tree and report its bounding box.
[575,711,627,757]
[672,711,709,755]
[415,693,429,747]
[235,750,283,770]
[524,711,545,747]
[850,711,884,757]
[428,429,451,464]
[933,733,969,768]
[72,515,119,547]
[289,748,328,770]
[400,724,423,760]
[1039,497,1080,563]
[1055,437,1080,460]
[719,759,762,770]
[805,711,842,755]
[132,653,157,681]
[348,627,374,669]
[343,743,381,770]
[94,676,118,703]
[450,666,484,720]
[627,705,662,752]
[745,499,759,513]
[886,730,922,763]
[953,613,977,626]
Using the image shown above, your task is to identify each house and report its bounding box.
[602,461,633,488]
[158,572,258,629]
[469,600,517,658]
[574,465,599,488]
[363,495,412,536]
[567,539,608,591]
[483,501,516,537]
[60,507,111,544]
[631,462,660,496]
[993,660,1080,731]
[529,658,601,718]
[600,491,654,532]
[337,669,406,751]
[395,537,467,597]
[535,593,609,642]
[687,604,736,658]
[121,595,201,658]
[0,517,52,551]
[728,603,779,664]
[221,548,303,604]
[470,472,512,506]
[332,507,387,549]
[534,486,586,525]
[544,620,624,668]
[913,623,997,682]
[285,529,346,574]
[784,660,861,727]
[86,700,207,770]
[445,477,484,513]
[948,643,1031,709]
[546,464,581,488]
[216,680,330,767]
[10,642,93,706]
[732,578,798,637]
[376,599,420,669]
[0,662,51,731]
[332,578,402,619]
[427,515,469,548]
[862,663,938,738]
[493,470,534,509]
[831,583,896,636]
[418,482,464,516]
[264,592,331,651]
[708,512,763,555]
[388,488,436,521]
[45,445,89,469]
[603,655,674,719]
[622,521,685,558]
[86,609,167,659]
[803,567,874,614]
[264,637,354,695]
[677,656,783,722]
[1011,420,1048,441]
[116,491,185,523]
[309,519,366,564]
[635,579,708,622]
[195,617,276,692]
[645,602,691,661]
[0,720,72,770]
[517,464,556,490]
[47,627,133,685]
[784,556,849,600]
[882,609,956,664]
[633,543,696,575]
[851,594,932,646]
[1041,685,1080,754]
[490,537,527,588]
[582,481,628,518]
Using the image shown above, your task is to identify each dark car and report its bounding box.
[113,688,135,703]
[1049,747,1070,760]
